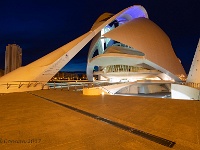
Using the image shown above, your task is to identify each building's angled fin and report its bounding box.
[187,38,200,83]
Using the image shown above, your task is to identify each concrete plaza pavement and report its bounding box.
[0,89,200,149]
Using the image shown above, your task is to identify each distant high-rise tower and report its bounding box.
[5,44,22,74]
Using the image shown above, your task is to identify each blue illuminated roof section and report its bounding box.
[116,5,148,22]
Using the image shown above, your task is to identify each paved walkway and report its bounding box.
[0,89,200,149]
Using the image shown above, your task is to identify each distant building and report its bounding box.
[52,71,87,80]
[5,44,22,74]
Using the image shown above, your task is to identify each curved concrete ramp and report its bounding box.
[83,82,136,95]
[101,82,136,95]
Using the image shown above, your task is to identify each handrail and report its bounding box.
[0,80,124,93]
[0,81,48,89]
[176,82,200,89]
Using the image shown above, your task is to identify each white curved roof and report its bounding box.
[104,46,145,56]
[103,17,186,78]
[89,53,144,66]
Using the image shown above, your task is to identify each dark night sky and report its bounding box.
[0,0,199,73]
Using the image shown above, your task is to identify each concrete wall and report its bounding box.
[83,87,103,95]
[171,84,200,100]
[138,84,166,94]
[117,85,138,94]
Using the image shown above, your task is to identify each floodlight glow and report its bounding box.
[116,5,148,22]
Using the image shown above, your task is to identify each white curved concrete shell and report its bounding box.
[86,7,186,82]
[104,18,185,78]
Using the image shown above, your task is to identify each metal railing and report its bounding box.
[177,82,200,89]
[0,80,127,94]
[0,81,49,90]
[48,80,119,95]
